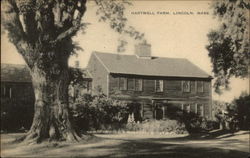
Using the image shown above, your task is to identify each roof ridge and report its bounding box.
[91,51,212,78]
[93,51,188,60]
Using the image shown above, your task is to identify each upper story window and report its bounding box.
[197,104,204,116]
[183,81,191,92]
[119,77,127,90]
[197,81,204,92]
[127,78,135,90]
[135,79,143,91]
[155,80,164,92]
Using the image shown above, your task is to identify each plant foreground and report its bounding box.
[1,130,249,158]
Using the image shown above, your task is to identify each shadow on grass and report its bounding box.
[185,129,250,140]
[1,131,249,158]
[67,136,249,158]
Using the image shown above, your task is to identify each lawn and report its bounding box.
[1,130,249,158]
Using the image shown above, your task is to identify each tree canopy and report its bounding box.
[206,0,249,94]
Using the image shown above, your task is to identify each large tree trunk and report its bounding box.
[22,63,80,144]
[1,0,88,144]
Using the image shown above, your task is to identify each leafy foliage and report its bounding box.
[213,92,250,131]
[126,119,187,134]
[70,93,129,132]
[206,0,249,93]
[233,93,250,129]
[163,107,218,133]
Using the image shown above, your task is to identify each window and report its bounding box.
[1,86,6,97]
[154,103,164,120]
[197,81,204,92]
[183,81,190,92]
[155,80,164,92]
[135,79,143,91]
[86,81,92,92]
[127,78,135,90]
[9,87,12,98]
[197,104,204,116]
[183,104,190,113]
[119,77,127,90]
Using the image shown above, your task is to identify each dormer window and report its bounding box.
[155,80,163,92]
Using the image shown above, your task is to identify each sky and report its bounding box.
[1,0,248,102]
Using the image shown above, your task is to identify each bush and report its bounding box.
[178,112,218,133]
[212,94,250,131]
[70,93,129,132]
[233,94,250,130]
[125,119,187,134]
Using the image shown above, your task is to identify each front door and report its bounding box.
[154,103,165,120]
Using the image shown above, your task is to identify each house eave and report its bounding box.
[109,72,213,80]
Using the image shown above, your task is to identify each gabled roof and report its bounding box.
[93,51,212,78]
[1,63,92,83]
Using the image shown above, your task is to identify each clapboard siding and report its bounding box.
[109,74,211,99]
[87,54,109,95]
[108,74,212,118]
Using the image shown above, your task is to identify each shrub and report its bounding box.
[125,119,187,134]
[70,93,129,132]
[178,112,218,133]
[212,93,250,131]
[232,94,250,130]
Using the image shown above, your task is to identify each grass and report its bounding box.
[1,130,249,158]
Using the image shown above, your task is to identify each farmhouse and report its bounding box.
[1,43,213,124]
[86,43,213,121]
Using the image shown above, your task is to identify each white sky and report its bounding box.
[1,1,248,102]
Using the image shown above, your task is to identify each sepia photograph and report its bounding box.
[1,0,249,157]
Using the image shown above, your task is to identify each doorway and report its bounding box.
[154,103,165,120]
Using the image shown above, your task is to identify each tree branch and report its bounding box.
[17,0,38,43]
[52,0,87,43]
[2,0,37,67]
[2,0,27,45]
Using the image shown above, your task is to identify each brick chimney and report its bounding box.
[134,42,152,59]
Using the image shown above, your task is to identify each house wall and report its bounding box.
[1,82,35,105]
[108,74,211,98]
[108,74,212,119]
[87,54,109,95]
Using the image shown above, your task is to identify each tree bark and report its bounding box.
[22,63,80,144]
